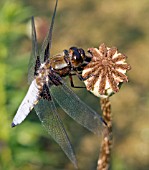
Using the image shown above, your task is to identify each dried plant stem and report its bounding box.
[97,97,112,170]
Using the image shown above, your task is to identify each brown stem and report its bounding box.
[97,97,112,170]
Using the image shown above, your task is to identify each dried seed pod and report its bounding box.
[82,43,131,98]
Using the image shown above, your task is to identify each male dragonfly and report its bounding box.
[12,0,105,167]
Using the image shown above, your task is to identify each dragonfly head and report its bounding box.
[68,47,86,67]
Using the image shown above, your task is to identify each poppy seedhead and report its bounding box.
[82,43,131,98]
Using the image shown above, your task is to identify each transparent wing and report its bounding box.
[39,0,58,63]
[50,80,104,137]
[34,98,77,168]
[28,0,58,82]
[28,16,39,84]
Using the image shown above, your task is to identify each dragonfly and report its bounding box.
[12,0,105,167]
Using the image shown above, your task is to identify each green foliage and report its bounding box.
[0,0,32,169]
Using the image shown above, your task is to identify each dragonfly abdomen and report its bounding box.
[12,80,40,127]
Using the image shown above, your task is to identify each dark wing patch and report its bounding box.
[44,42,50,62]
[40,83,51,101]
[48,70,62,86]
[34,56,41,76]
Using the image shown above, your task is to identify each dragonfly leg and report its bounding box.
[74,68,95,80]
[69,74,86,88]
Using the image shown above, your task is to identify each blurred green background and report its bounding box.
[0,0,149,169]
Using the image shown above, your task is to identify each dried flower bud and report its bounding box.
[82,43,131,98]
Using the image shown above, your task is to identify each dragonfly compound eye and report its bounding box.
[69,47,83,67]
[63,49,69,56]
[78,48,86,59]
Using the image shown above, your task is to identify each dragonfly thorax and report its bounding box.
[50,51,68,70]
[49,47,87,77]
[36,61,51,90]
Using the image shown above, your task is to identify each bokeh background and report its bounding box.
[0,0,149,169]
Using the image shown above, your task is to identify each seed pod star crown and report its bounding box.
[82,43,131,98]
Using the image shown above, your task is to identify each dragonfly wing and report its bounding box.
[34,97,77,168]
[28,17,39,84]
[28,0,58,83]
[39,0,58,63]
[50,81,104,137]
